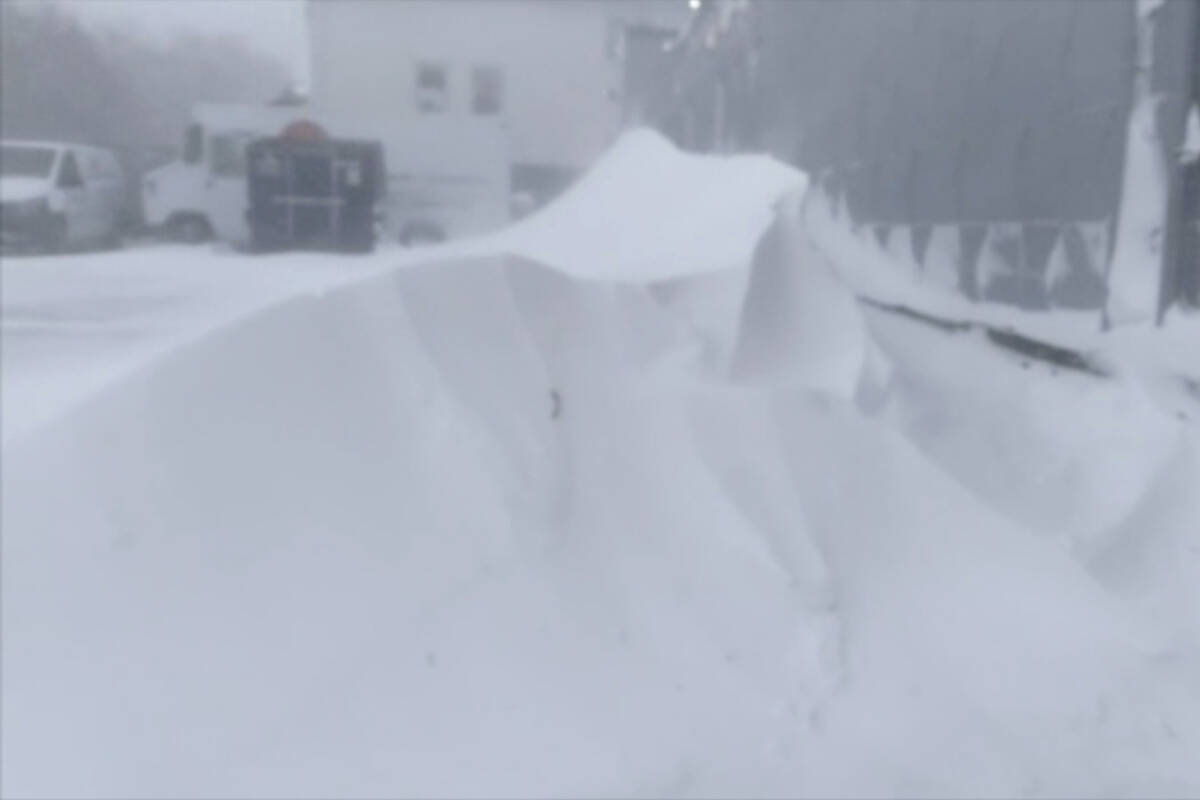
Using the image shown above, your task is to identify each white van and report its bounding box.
[143,102,511,247]
[0,140,127,252]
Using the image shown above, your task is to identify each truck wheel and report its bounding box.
[168,214,213,244]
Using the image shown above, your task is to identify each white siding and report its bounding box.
[307,0,632,170]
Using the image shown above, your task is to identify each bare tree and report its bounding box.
[1,2,289,153]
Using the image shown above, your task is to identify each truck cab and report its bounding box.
[143,102,513,249]
[142,104,303,244]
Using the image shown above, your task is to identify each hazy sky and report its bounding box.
[53,0,309,85]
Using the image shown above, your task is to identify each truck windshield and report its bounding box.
[1,145,57,178]
[211,133,256,176]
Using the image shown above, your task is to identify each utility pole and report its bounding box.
[1106,0,1166,328]
[1156,0,1199,324]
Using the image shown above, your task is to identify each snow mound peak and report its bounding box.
[499,127,805,281]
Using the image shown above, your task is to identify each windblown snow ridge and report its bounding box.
[6,249,1199,798]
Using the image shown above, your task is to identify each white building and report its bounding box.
[305,0,688,201]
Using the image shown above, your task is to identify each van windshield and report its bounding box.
[1,145,57,178]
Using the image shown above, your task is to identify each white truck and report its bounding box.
[142,102,511,246]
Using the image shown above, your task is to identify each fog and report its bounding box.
[54,0,307,80]
[2,1,1199,797]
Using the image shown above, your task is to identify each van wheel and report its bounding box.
[38,215,68,254]
[168,214,213,244]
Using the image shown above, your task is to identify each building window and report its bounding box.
[416,62,449,113]
[471,65,504,115]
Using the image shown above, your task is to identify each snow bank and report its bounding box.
[720,184,1200,794]
[866,308,1183,537]
[0,256,828,797]
[781,184,1198,552]
[757,178,1200,709]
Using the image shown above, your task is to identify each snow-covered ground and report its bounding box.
[1,244,401,446]
[3,129,1198,798]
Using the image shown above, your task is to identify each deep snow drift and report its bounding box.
[3,129,1199,798]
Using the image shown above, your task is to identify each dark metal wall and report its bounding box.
[646,0,1198,313]
[752,1,1134,224]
